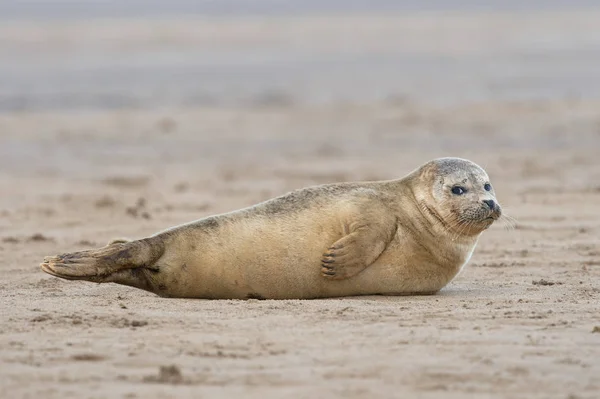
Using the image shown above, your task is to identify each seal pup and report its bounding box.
[40,157,502,299]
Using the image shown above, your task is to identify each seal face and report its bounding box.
[417,158,502,238]
[40,157,503,299]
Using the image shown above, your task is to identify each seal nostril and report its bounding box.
[483,200,495,210]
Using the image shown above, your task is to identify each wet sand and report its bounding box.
[1,7,600,399]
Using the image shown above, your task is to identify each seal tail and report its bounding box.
[40,236,165,283]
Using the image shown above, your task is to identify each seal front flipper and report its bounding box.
[321,219,397,280]
[40,237,164,283]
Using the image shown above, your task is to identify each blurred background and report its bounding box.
[3,0,600,110]
[1,0,599,232]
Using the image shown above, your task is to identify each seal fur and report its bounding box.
[40,157,502,299]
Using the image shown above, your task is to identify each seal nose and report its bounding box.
[483,199,496,210]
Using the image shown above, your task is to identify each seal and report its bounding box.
[40,157,502,299]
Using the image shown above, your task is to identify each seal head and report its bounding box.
[411,157,502,238]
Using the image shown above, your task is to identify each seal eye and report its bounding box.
[484,183,492,192]
[451,186,466,195]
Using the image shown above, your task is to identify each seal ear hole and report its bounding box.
[484,183,492,191]
[451,186,467,195]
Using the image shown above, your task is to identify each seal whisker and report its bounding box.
[496,208,517,230]
[431,205,465,242]
[454,217,471,241]
[499,214,517,231]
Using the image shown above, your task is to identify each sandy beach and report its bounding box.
[1,3,599,398]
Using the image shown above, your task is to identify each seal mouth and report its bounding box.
[483,204,502,222]
[481,210,502,225]
[489,209,502,221]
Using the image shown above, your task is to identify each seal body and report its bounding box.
[41,158,502,299]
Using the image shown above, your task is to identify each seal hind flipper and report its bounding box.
[321,219,397,280]
[40,237,164,283]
